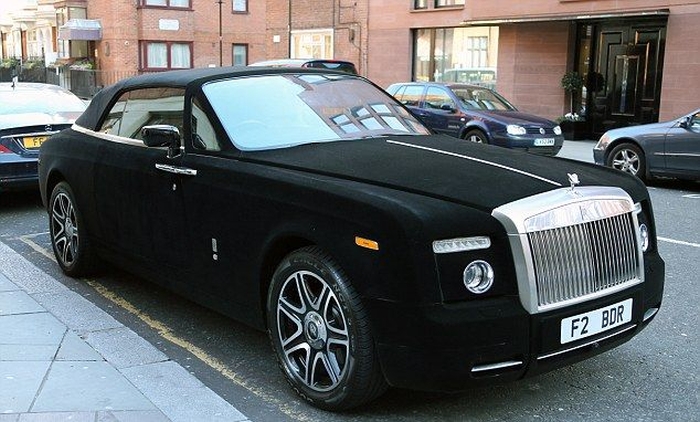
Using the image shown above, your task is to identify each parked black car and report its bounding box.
[249,58,358,74]
[39,67,663,410]
[386,82,564,156]
[593,109,700,181]
[0,82,85,191]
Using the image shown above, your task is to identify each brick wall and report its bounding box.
[91,0,268,72]
[265,0,368,73]
[659,4,700,120]
[89,0,140,73]
[366,28,412,88]
[497,22,570,120]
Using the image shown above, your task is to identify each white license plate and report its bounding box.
[534,138,555,146]
[560,298,633,344]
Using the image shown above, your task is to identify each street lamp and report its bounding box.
[217,0,223,66]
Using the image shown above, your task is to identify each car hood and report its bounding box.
[247,135,647,211]
[469,110,557,127]
[0,112,79,132]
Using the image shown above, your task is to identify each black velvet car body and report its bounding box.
[39,66,664,411]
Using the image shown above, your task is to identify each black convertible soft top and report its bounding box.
[75,66,350,131]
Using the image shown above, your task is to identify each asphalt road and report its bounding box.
[1,142,698,422]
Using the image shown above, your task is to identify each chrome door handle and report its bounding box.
[155,163,198,176]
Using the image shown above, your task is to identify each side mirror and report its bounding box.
[141,125,181,158]
[440,103,455,112]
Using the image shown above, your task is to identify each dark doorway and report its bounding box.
[577,18,667,138]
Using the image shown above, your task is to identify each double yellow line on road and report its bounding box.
[19,232,317,422]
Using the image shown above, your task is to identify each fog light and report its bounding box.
[639,223,649,252]
[463,260,494,294]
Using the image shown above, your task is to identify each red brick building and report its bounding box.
[81,0,366,74]
[367,0,700,136]
[3,0,697,136]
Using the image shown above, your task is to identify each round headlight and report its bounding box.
[463,260,494,294]
[639,223,650,252]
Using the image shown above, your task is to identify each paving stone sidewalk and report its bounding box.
[0,240,250,422]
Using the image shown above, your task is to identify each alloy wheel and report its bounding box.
[51,191,79,267]
[611,148,641,175]
[275,270,350,392]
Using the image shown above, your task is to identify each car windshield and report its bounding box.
[451,87,515,111]
[0,86,87,116]
[204,73,430,151]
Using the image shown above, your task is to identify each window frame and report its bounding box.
[232,0,248,13]
[424,86,455,110]
[140,41,194,71]
[139,0,192,10]
[435,0,465,8]
[413,0,428,9]
[232,43,248,66]
[97,87,187,143]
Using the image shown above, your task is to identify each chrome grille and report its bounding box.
[527,212,640,308]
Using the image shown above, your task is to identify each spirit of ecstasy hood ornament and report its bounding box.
[568,173,580,192]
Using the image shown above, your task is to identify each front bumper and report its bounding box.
[367,252,664,392]
[0,158,39,191]
[593,147,606,165]
[490,134,564,156]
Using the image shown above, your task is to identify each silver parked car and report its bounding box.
[593,109,700,181]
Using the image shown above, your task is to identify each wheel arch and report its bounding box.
[43,169,67,209]
[605,137,644,161]
[605,137,650,178]
[459,123,490,140]
[258,234,315,328]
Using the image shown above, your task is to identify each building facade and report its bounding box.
[367,0,700,136]
[2,0,698,136]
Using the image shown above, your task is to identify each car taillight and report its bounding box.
[0,144,12,154]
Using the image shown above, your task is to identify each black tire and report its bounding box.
[606,142,647,180]
[266,246,387,411]
[49,181,99,276]
[464,129,489,144]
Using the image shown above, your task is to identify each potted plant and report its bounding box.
[559,71,587,140]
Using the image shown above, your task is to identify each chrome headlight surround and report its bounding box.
[463,260,495,294]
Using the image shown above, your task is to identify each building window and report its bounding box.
[232,0,248,12]
[141,0,190,8]
[414,0,428,9]
[413,27,498,89]
[141,42,192,70]
[435,0,465,7]
[466,36,488,68]
[232,44,248,66]
[291,29,333,59]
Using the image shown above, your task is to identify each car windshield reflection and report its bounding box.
[203,73,430,151]
[452,87,515,111]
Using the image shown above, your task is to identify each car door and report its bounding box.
[663,111,700,178]
[422,86,460,137]
[93,87,189,273]
[174,95,263,317]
